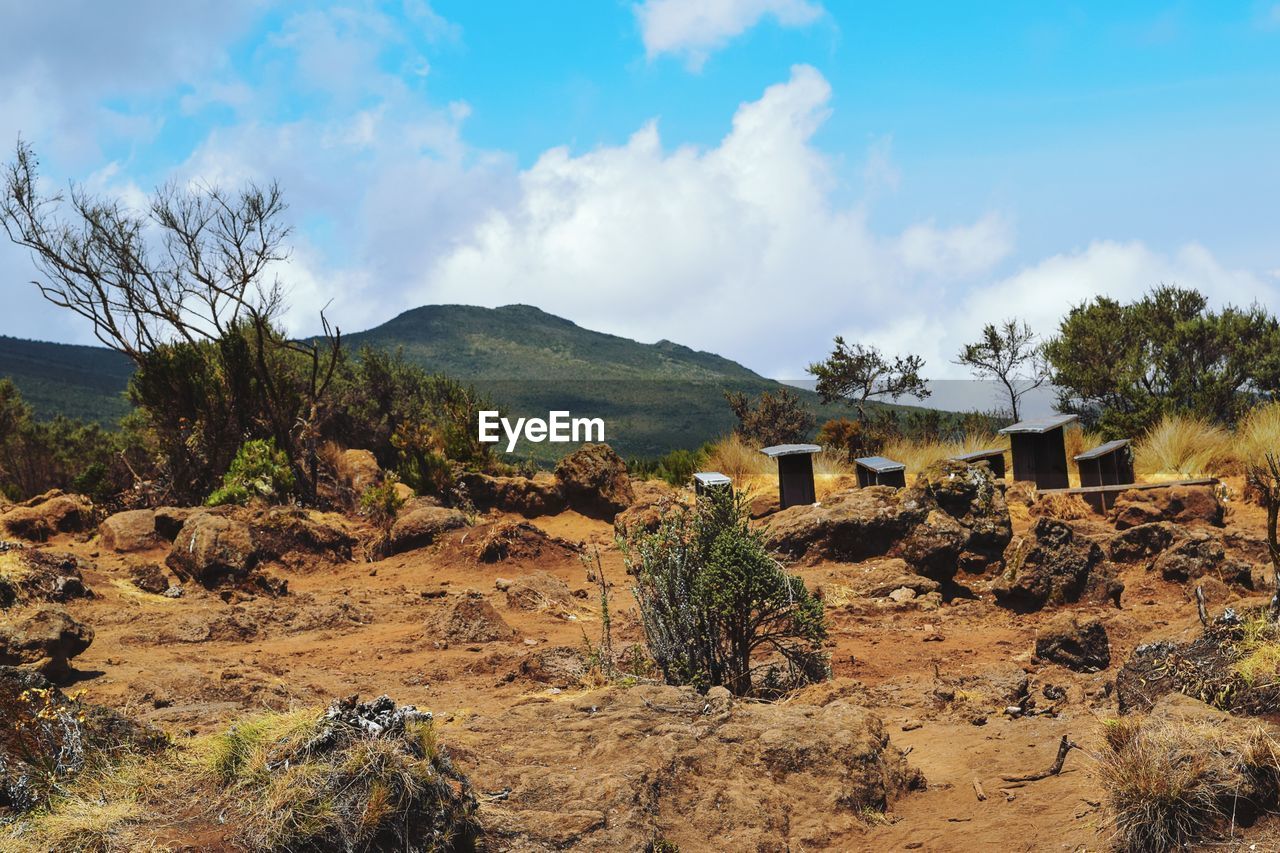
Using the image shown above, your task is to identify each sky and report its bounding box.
[2,0,1279,381]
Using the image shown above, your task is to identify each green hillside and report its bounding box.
[342,304,838,459]
[0,304,926,459]
[0,335,133,424]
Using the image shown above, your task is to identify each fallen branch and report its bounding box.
[972,778,987,801]
[1000,735,1078,783]
[1195,585,1209,628]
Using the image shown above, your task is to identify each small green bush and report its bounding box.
[206,438,296,506]
[622,486,827,696]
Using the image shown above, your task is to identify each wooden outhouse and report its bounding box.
[759,444,821,509]
[1073,439,1134,512]
[854,456,907,488]
[998,414,1078,490]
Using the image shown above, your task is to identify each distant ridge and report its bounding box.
[0,304,923,457]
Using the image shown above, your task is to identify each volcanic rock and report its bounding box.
[554,443,634,520]
[1034,612,1111,672]
[98,509,159,553]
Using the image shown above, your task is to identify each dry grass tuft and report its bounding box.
[1133,415,1234,481]
[1099,715,1280,852]
[1029,493,1094,520]
[880,433,1009,481]
[1237,402,1280,472]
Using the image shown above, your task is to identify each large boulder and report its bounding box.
[765,487,928,564]
[554,444,634,520]
[1110,485,1224,530]
[389,504,467,554]
[903,460,1012,571]
[98,509,159,553]
[1109,521,1180,563]
[0,549,92,609]
[249,506,357,564]
[1,492,93,542]
[335,448,382,500]
[460,472,567,518]
[766,461,1012,582]
[0,606,93,678]
[613,480,686,536]
[1034,612,1111,672]
[165,512,258,586]
[992,517,1122,611]
[1153,531,1253,587]
[894,510,968,583]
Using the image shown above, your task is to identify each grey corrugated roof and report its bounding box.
[998,414,1079,435]
[693,471,731,486]
[759,444,822,458]
[952,449,1004,462]
[855,455,906,473]
[1074,438,1131,461]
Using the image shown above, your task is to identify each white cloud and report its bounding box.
[415,65,1014,376]
[635,0,824,69]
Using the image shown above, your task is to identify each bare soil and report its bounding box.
[16,481,1280,851]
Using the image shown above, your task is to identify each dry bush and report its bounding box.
[1099,714,1280,852]
[1133,415,1234,481]
[1029,493,1094,520]
[5,698,478,853]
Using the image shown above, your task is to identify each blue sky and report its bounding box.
[2,1,1279,379]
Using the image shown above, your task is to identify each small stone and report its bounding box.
[888,586,916,603]
[495,577,514,591]
[163,586,184,598]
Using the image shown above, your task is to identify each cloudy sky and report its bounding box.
[2,1,1279,380]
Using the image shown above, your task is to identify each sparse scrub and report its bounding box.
[1099,715,1280,852]
[8,697,478,852]
[1132,415,1233,481]
[622,486,827,696]
[206,438,296,507]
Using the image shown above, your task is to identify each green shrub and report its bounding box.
[622,486,827,696]
[206,439,296,506]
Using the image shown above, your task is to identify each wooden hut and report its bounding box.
[854,456,907,488]
[951,448,1007,480]
[998,414,1078,490]
[759,444,821,509]
[1073,439,1134,512]
[692,471,732,497]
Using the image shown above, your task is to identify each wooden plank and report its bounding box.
[1036,477,1217,497]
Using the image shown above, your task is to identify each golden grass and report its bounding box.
[1132,415,1234,481]
[1099,714,1280,853]
[880,433,1009,481]
[1237,401,1280,471]
[703,434,854,500]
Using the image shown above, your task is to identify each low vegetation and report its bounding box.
[205,438,296,507]
[622,486,827,696]
[1099,713,1280,852]
[4,697,478,852]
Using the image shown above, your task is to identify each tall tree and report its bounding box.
[955,319,1049,421]
[0,140,341,498]
[806,337,930,420]
[1044,286,1280,436]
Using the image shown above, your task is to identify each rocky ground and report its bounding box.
[2,445,1279,851]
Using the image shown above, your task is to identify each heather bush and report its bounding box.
[622,486,827,696]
